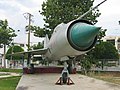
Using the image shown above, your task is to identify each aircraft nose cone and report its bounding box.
[69,23,101,50]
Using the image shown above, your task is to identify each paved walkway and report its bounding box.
[0,72,20,78]
[16,74,120,90]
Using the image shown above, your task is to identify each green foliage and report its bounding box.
[41,0,100,29]
[0,19,16,67]
[33,27,52,38]
[6,45,24,60]
[0,76,21,90]
[0,19,16,47]
[0,68,22,73]
[80,57,91,73]
[31,42,44,50]
[85,42,119,70]
[97,29,107,42]
[79,41,119,74]
[33,0,101,38]
[32,27,46,37]
[89,42,119,59]
[80,55,98,74]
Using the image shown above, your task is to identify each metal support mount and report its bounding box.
[55,62,74,85]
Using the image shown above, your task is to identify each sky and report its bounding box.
[94,0,120,36]
[0,0,45,44]
[0,0,120,44]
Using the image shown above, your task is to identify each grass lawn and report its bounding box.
[0,68,22,73]
[0,76,21,90]
[0,68,22,90]
[90,72,120,85]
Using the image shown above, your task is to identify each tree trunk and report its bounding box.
[3,44,6,68]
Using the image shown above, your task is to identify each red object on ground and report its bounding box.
[55,77,74,85]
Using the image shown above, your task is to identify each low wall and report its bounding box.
[23,66,76,74]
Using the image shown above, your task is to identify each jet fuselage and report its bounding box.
[44,20,100,60]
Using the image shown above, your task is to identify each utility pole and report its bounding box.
[23,13,33,51]
[23,13,33,66]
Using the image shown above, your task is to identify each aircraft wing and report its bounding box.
[24,48,48,55]
[7,48,48,56]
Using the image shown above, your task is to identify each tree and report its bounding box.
[0,19,16,67]
[89,42,119,59]
[41,0,100,29]
[78,41,119,74]
[32,0,101,38]
[31,42,44,50]
[87,42,119,69]
[6,45,24,60]
[80,56,92,75]
[97,29,107,42]
[6,45,24,68]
